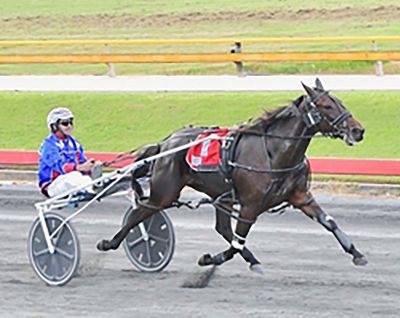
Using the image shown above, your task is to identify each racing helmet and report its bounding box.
[47,107,74,131]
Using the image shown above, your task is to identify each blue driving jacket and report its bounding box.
[38,134,87,191]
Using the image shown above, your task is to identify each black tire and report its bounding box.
[122,208,175,272]
[28,213,80,286]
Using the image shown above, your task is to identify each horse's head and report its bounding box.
[301,78,365,146]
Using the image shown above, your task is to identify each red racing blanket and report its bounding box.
[186,129,229,172]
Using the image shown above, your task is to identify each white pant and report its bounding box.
[47,171,93,197]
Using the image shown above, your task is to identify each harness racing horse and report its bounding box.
[97,79,368,273]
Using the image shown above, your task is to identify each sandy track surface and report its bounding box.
[0,184,399,317]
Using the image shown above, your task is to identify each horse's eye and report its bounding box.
[323,105,333,110]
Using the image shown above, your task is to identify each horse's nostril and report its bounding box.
[351,127,364,141]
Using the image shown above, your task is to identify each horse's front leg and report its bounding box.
[198,206,258,270]
[210,207,262,272]
[289,190,368,266]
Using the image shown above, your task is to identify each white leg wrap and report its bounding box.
[233,233,246,241]
[232,233,246,251]
[231,239,245,251]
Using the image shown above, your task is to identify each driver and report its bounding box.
[38,107,99,197]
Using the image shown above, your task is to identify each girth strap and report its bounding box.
[220,131,241,183]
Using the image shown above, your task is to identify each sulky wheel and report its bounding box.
[123,207,175,272]
[28,213,80,286]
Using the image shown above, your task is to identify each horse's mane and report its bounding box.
[239,95,305,132]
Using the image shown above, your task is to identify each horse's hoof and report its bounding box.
[353,255,368,266]
[198,254,213,266]
[96,240,109,251]
[250,264,264,275]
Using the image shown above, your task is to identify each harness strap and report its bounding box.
[330,111,351,126]
[214,201,255,225]
[294,196,315,209]
[136,198,164,212]
[220,131,241,182]
[228,158,307,174]
[266,202,291,214]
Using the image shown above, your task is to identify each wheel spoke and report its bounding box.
[47,257,56,280]
[146,215,155,232]
[55,247,74,260]
[149,234,169,243]
[33,248,50,257]
[128,236,144,248]
[52,255,62,279]
[145,241,152,266]
[53,225,65,246]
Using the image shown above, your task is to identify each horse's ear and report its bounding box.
[315,78,324,91]
[301,82,316,99]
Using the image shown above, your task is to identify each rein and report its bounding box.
[101,149,138,167]
[237,129,325,140]
[101,130,218,167]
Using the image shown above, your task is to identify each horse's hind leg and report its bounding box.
[97,164,185,252]
[97,203,159,251]
[211,208,262,272]
[289,190,368,266]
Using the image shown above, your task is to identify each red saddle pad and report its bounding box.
[186,129,229,172]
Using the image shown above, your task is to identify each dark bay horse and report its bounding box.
[97,79,368,272]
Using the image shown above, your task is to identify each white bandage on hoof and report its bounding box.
[231,233,246,251]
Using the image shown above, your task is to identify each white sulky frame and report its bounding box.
[33,134,221,255]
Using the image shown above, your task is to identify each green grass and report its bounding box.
[0,92,398,160]
[0,1,400,75]
[2,1,399,16]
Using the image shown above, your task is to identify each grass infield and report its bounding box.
[0,91,398,160]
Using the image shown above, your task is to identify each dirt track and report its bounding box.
[2,6,400,29]
[0,184,399,317]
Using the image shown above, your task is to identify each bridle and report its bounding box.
[302,91,352,138]
[239,92,352,141]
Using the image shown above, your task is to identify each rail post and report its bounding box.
[230,42,245,77]
[105,44,116,77]
[372,41,384,76]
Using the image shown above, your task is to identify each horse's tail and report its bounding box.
[132,143,161,178]
[135,143,161,160]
